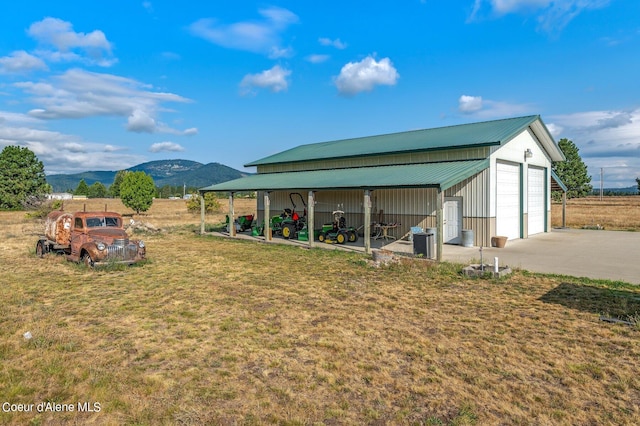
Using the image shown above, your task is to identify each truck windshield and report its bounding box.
[86,217,120,227]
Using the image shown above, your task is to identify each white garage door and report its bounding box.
[528,167,545,236]
[496,162,520,240]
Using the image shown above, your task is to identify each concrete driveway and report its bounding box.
[438,228,640,285]
[220,227,639,284]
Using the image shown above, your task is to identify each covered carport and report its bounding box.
[199,159,489,261]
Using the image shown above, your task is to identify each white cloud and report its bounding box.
[128,109,157,133]
[457,94,532,118]
[240,65,291,95]
[549,109,640,188]
[268,46,294,59]
[545,122,562,137]
[103,145,124,152]
[334,56,399,96]
[27,17,116,66]
[61,142,86,153]
[189,7,298,57]
[459,95,483,113]
[0,111,42,125]
[550,110,640,157]
[0,51,48,74]
[306,54,330,64]
[491,0,555,14]
[0,114,144,174]
[14,68,192,134]
[0,124,61,144]
[149,141,185,153]
[468,0,611,32]
[319,37,348,49]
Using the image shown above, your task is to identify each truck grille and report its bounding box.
[112,238,129,247]
[106,243,139,260]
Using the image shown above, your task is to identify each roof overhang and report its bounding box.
[201,159,490,193]
[529,118,566,162]
[551,170,567,192]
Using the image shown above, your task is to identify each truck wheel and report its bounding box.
[36,240,45,258]
[82,252,95,268]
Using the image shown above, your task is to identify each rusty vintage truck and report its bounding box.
[36,211,146,267]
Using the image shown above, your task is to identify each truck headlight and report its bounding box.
[97,242,106,251]
[138,240,145,248]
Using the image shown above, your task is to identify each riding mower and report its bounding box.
[271,193,307,239]
[225,214,254,232]
[317,210,358,244]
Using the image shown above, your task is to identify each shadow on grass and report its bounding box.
[539,282,640,320]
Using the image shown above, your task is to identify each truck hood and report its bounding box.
[87,228,129,240]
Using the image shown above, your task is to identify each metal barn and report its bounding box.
[200,115,566,260]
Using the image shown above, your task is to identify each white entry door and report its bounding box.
[444,198,462,244]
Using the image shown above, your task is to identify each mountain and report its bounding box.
[46,160,249,192]
[592,186,638,195]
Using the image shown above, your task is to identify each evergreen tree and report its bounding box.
[87,181,108,198]
[0,146,48,210]
[120,171,155,214]
[74,179,89,196]
[552,138,593,199]
[636,177,640,195]
[110,170,129,197]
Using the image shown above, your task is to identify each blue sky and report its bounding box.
[0,1,639,188]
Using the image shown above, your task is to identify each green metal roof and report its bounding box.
[201,159,489,193]
[245,115,542,167]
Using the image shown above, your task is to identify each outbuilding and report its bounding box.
[200,115,566,260]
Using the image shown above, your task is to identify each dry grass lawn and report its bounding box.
[551,196,640,231]
[1,198,639,425]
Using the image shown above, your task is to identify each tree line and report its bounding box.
[69,171,199,214]
[69,174,201,200]
[0,145,224,214]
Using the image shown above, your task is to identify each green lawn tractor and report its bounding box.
[225,214,254,232]
[317,210,359,244]
[271,193,307,239]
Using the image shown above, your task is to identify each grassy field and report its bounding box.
[551,196,640,231]
[1,198,639,425]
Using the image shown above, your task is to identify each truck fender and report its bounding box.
[80,242,102,262]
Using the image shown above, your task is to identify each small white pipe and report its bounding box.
[494,257,499,273]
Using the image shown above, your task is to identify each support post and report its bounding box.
[264,192,271,241]
[200,192,205,235]
[436,189,444,261]
[308,191,315,248]
[364,190,372,254]
[228,192,236,237]
[562,191,567,228]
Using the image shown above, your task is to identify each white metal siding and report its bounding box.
[527,167,545,235]
[496,162,520,240]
